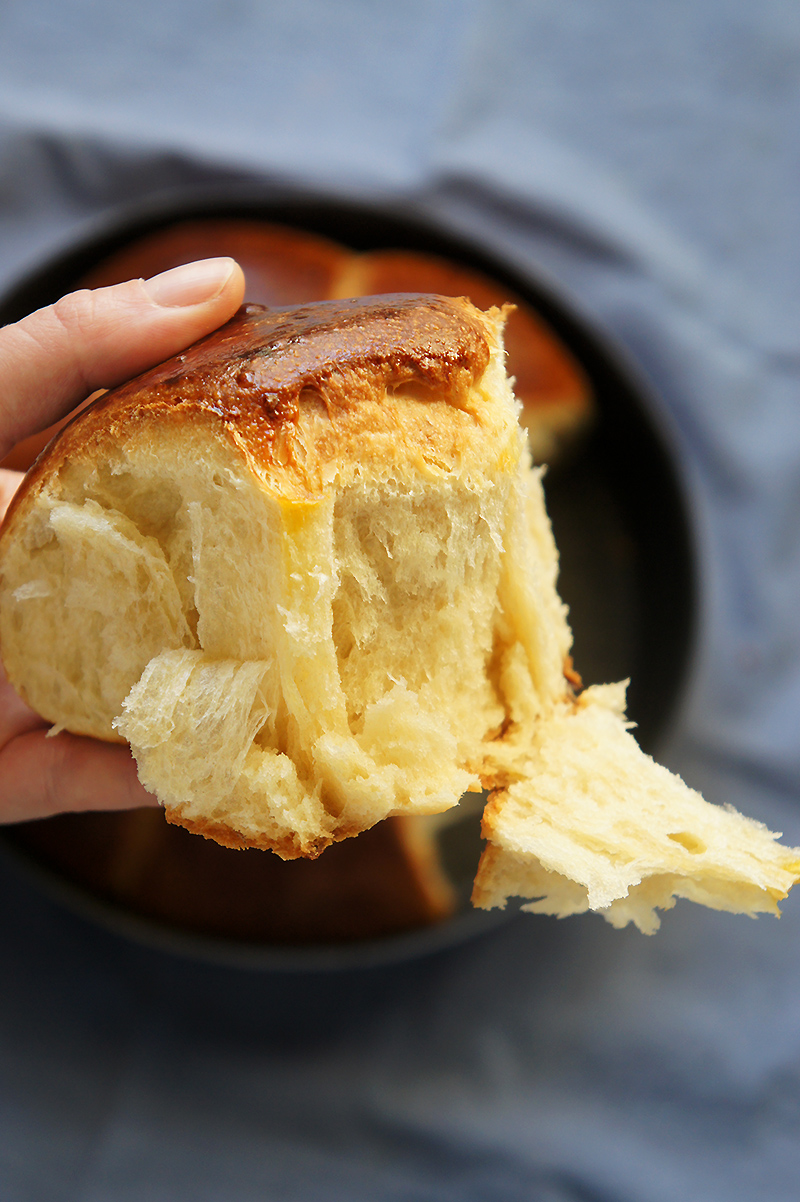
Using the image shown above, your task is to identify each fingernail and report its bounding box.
[143,258,236,307]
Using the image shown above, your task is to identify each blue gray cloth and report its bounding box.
[1,2,800,1198]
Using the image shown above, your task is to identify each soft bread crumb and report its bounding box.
[472,685,800,932]
[0,296,798,929]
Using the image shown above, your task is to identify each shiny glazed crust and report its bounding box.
[4,295,499,521]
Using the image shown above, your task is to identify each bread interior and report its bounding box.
[5,299,795,930]
[1,403,546,854]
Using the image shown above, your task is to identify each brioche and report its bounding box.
[1,293,798,932]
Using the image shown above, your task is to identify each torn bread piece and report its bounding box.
[472,684,800,933]
[0,294,797,933]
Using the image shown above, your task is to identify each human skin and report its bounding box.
[0,258,245,822]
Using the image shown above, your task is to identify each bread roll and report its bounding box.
[78,218,350,307]
[1,294,797,931]
[1,225,459,933]
[0,295,561,858]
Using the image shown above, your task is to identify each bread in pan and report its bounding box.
[1,294,797,931]
[79,218,350,309]
[331,246,593,465]
[7,807,456,942]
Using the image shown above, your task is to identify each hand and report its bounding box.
[0,258,245,822]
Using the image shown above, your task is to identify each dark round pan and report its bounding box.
[0,191,697,972]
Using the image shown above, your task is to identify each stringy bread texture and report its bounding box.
[472,684,800,933]
[0,298,798,928]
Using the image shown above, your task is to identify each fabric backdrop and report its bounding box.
[1,3,799,1199]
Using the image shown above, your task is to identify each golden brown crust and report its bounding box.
[469,792,511,907]
[164,807,332,858]
[165,805,375,860]
[104,293,491,418]
[1,295,496,529]
[333,249,592,422]
[0,222,590,477]
[470,840,505,909]
[1,221,351,474]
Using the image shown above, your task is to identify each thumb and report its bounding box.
[0,257,246,458]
